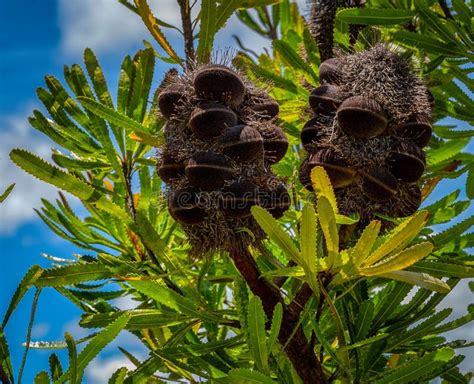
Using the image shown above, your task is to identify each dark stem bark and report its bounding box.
[229,247,326,383]
[177,0,195,68]
[438,0,453,19]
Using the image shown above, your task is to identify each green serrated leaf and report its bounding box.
[300,204,317,273]
[337,8,415,25]
[129,280,221,323]
[2,265,43,327]
[374,348,454,384]
[77,97,161,146]
[35,371,50,384]
[226,368,276,383]
[0,184,14,203]
[355,301,374,341]
[197,0,217,63]
[363,211,428,266]
[247,296,269,374]
[311,166,338,214]
[64,333,77,384]
[49,353,63,381]
[360,242,433,276]
[0,328,13,384]
[267,302,282,353]
[350,220,381,267]
[380,270,450,292]
[35,263,112,287]
[58,314,130,383]
[251,206,301,263]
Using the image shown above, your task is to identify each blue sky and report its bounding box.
[0,1,472,382]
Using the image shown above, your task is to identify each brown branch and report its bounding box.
[177,0,195,68]
[438,0,453,19]
[229,247,327,383]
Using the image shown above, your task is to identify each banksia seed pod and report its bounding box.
[300,116,330,150]
[309,0,338,62]
[299,158,314,191]
[318,57,345,85]
[309,149,356,188]
[189,103,238,140]
[261,124,289,164]
[387,141,426,183]
[395,114,432,148]
[194,65,246,106]
[361,167,398,202]
[249,97,280,120]
[157,154,185,183]
[158,84,186,119]
[309,85,345,114]
[157,62,290,255]
[185,151,235,191]
[395,185,422,217]
[337,96,388,139]
[169,187,207,225]
[220,180,259,218]
[299,45,433,223]
[219,125,263,162]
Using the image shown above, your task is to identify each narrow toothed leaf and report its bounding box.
[380,270,451,292]
[360,242,433,276]
[311,166,338,214]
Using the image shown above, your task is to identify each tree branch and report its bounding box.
[177,0,195,68]
[229,247,327,383]
[438,0,453,19]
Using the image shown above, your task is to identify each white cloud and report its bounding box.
[56,0,309,58]
[57,0,180,57]
[86,355,138,383]
[0,104,64,234]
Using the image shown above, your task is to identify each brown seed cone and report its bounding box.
[310,0,338,62]
[158,84,186,119]
[249,97,280,120]
[185,151,235,191]
[189,103,238,140]
[219,125,264,163]
[387,141,426,183]
[395,114,432,148]
[319,57,345,85]
[337,96,388,138]
[157,154,185,183]
[219,180,260,219]
[194,65,246,106]
[299,158,314,191]
[169,187,207,225]
[309,85,345,114]
[395,185,422,217]
[300,116,329,150]
[309,149,356,188]
[361,167,398,202]
[261,124,289,164]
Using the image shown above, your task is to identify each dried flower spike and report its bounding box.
[299,45,433,222]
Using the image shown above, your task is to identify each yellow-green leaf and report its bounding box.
[311,166,338,214]
[380,270,451,293]
[251,206,301,263]
[350,220,381,267]
[134,0,181,64]
[360,242,433,276]
[317,196,339,265]
[300,204,317,273]
[363,211,428,266]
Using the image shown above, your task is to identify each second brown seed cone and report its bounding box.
[156,64,290,255]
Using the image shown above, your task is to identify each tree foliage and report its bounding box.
[1,0,473,383]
